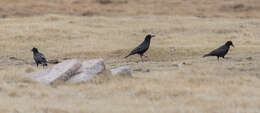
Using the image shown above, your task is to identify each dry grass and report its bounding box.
[0,0,259,113]
[0,0,260,18]
[0,14,259,113]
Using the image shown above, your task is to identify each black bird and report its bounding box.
[125,34,155,62]
[31,47,48,67]
[203,41,234,61]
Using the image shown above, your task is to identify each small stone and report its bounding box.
[246,57,253,61]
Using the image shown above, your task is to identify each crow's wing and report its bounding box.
[34,53,47,63]
[125,39,150,58]
[131,42,148,54]
[208,45,227,56]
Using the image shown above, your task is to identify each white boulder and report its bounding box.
[111,66,132,76]
[68,58,106,83]
[26,59,81,84]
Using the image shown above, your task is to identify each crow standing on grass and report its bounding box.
[203,41,234,61]
[31,47,48,67]
[125,34,155,62]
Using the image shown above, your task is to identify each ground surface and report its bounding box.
[0,0,259,113]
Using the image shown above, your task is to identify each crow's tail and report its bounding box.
[203,54,210,57]
[124,54,131,58]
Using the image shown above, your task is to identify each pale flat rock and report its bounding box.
[111,66,132,76]
[26,59,81,84]
[69,58,105,83]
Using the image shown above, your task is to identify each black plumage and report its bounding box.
[125,34,155,62]
[203,41,234,61]
[31,47,48,67]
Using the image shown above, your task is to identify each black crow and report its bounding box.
[125,34,155,62]
[203,41,234,61]
[31,47,48,67]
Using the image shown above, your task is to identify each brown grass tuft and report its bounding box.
[25,67,34,73]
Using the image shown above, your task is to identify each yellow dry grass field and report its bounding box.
[0,0,259,113]
[1,0,260,18]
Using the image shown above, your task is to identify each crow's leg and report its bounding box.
[43,64,46,69]
[36,63,38,67]
[143,54,149,61]
[217,56,219,62]
[140,54,144,62]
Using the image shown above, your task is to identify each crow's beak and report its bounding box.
[151,34,156,37]
[231,44,235,48]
